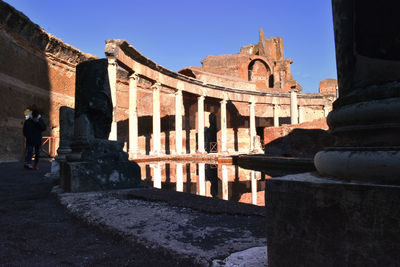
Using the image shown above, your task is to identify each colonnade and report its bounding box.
[107,59,330,157]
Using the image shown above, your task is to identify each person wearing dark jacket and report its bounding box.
[23,109,46,169]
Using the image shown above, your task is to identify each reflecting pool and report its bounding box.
[138,161,291,206]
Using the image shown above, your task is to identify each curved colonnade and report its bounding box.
[105,39,334,157]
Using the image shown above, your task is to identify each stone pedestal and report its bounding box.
[60,59,141,192]
[266,173,400,267]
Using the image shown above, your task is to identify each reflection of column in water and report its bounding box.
[176,163,183,192]
[198,163,206,196]
[222,165,228,200]
[251,170,257,205]
[152,162,162,189]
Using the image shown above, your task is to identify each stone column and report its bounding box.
[323,105,329,117]
[197,95,206,153]
[152,162,161,189]
[198,163,206,196]
[176,162,183,192]
[221,165,228,200]
[290,89,298,124]
[298,105,304,124]
[266,2,400,266]
[251,170,257,205]
[273,104,279,127]
[249,100,256,152]
[151,82,161,155]
[175,87,183,154]
[128,73,139,158]
[107,57,118,140]
[220,98,228,153]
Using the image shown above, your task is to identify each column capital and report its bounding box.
[107,57,117,65]
[129,72,138,80]
[198,94,205,101]
[175,89,182,96]
[151,81,161,90]
[273,103,279,109]
[220,98,227,105]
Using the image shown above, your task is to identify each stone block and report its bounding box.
[265,173,400,267]
[65,160,141,193]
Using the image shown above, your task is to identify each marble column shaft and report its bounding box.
[290,89,298,125]
[273,104,279,127]
[298,105,304,124]
[152,82,161,155]
[249,101,256,151]
[128,73,139,157]
[175,89,183,154]
[197,95,205,153]
[220,99,227,153]
[107,57,118,140]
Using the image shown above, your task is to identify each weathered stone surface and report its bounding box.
[265,128,334,158]
[56,106,74,157]
[61,59,141,192]
[266,173,400,267]
[74,59,112,140]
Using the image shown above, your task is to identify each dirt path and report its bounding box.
[0,161,198,266]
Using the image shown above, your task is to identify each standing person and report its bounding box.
[23,109,46,170]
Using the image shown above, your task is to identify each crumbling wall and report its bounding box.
[0,1,95,161]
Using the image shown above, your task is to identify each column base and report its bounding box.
[266,172,400,267]
[314,147,400,185]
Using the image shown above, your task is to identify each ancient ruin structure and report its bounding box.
[266,1,400,265]
[179,29,302,93]
[60,59,141,192]
[0,0,336,161]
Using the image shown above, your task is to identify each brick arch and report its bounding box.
[248,59,274,89]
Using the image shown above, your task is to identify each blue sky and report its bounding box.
[6,0,337,93]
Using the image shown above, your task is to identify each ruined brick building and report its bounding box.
[0,1,337,161]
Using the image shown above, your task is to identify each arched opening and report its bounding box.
[248,59,272,90]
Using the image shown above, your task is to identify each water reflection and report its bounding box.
[139,162,269,206]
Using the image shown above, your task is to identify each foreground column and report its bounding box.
[107,57,118,140]
[152,82,161,155]
[273,104,279,127]
[290,89,298,124]
[266,2,400,266]
[128,73,139,158]
[220,98,227,153]
[249,100,256,152]
[175,86,183,154]
[197,95,205,153]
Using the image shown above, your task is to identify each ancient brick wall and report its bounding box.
[0,1,95,161]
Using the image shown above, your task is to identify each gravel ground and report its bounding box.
[0,161,200,266]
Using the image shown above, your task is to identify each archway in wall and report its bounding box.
[248,59,272,91]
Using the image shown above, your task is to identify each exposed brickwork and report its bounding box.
[0,0,95,161]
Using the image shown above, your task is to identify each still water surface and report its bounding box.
[138,161,288,206]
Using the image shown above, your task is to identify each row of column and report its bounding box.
[107,63,330,156]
